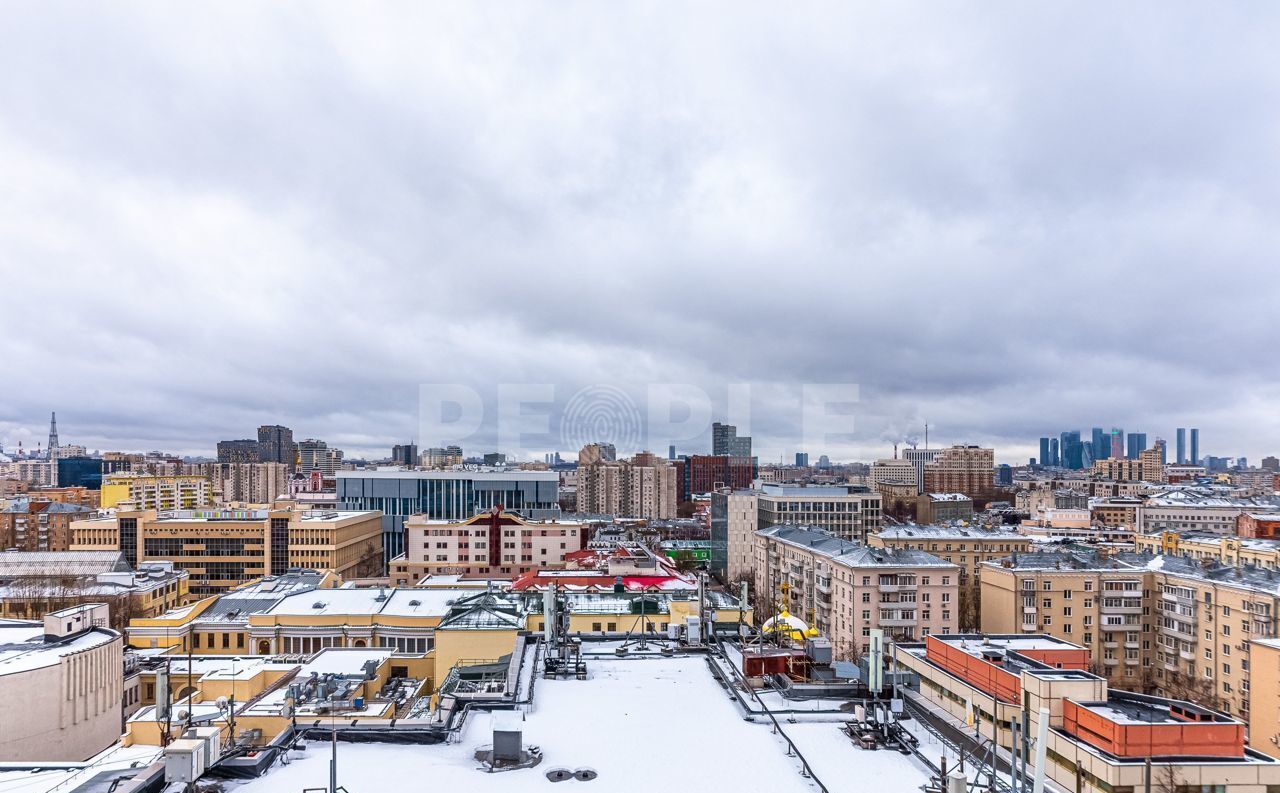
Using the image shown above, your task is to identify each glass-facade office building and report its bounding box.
[337,470,561,564]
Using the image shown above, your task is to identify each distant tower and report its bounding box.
[47,412,59,461]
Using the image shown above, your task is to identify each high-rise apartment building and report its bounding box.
[681,454,754,501]
[257,425,296,468]
[710,488,760,583]
[711,422,752,458]
[217,439,260,464]
[70,504,384,596]
[421,445,462,469]
[100,473,212,511]
[298,439,343,475]
[391,443,418,467]
[922,445,995,500]
[220,462,289,503]
[577,452,678,519]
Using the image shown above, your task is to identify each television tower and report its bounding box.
[47,412,58,461]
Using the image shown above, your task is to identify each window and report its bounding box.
[1043,581,1052,591]
[1063,590,1072,600]
[1063,607,1072,617]
[1043,599,1052,609]
[1043,615,1052,625]
[1084,581,1093,591]
[921,577,930,586]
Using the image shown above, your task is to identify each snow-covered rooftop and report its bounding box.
[233,653,936,793]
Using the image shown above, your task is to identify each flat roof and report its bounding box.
[337,470,557,480]
[231,653,927,793]
[0,623,117,676]
[264,587,466,618]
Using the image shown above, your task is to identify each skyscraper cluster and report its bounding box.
[1039,425,1200,469]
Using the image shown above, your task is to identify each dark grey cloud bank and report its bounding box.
[1,3,1279,464]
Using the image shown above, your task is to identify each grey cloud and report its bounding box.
[1,2,1279,463]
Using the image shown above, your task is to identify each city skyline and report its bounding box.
[3,5,1279,465]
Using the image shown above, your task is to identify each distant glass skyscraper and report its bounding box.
[1126,432,1147,460]
[1039,437,1051,467]
[1109,428,1124,459]
[1049,438,1060,467]
[1091,427,1109,460]
[1176,428,1187,464]
[1190,428,1200,464]
[1060,431,1083,469]
[795,452,809,467]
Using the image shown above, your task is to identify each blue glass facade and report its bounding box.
[337,472,560,564]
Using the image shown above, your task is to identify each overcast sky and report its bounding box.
[2,3,1279,465]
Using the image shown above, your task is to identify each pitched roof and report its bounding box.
[0,550,128,577]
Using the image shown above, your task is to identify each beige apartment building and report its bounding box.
[869,524,1031,582]
[577,452,677,519]
[70,504,383,596]
[710,488,759,584]
[1138,488,1280,534]
[1248,637,1280,758]
[1090,496,1143,528]
[1136,531,1280,570]
[389,511,587,583]
[756,483,883,542]
[921,445,994,500]
[0,604,123,762]
[100,473,212,510]
[982,550,1279,722]
[755,525,959,658]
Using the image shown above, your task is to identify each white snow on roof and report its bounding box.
[0,623,116,676]
[264,587,468,617]
[234,653,928,793]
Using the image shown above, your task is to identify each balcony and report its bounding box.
[879,617,917,627]
[878,583,918,593]
[1021,623,1037,632]
[1103,657,1120,666]
[1101,605,1144,615]
[1101,622,1141,632]
[1103,640,1119,649]
[1023,606,1037,615]
[1160,622,1197,640]
[1124,657,1140,665]
[816,577,832,594]
[1179,649,1195,661]
[1124,641,1141,649]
